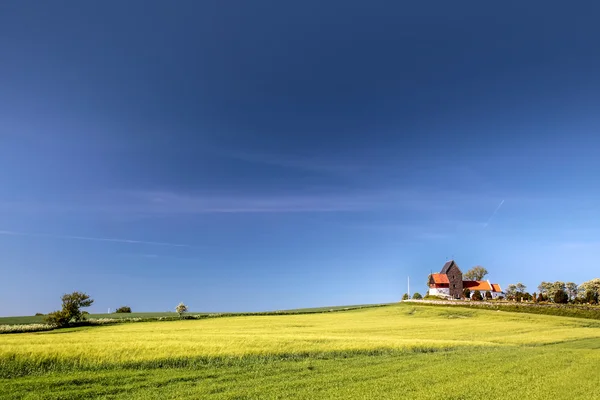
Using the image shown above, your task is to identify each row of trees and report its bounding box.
[43,292,190,328]
[503,279,600,304]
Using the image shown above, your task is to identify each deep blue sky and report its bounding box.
[1,1,599,316]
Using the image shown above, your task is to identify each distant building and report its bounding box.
[428,260,503,299]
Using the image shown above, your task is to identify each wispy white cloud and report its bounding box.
[483,199,505,228]
[0,187,501,216]
[0,230,195,248]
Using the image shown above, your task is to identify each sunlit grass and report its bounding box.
[1,303,599,398]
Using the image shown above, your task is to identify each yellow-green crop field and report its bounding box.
[1,303,599,399]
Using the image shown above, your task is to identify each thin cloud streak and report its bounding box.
[483,199,505,228]
[0,230,195,248]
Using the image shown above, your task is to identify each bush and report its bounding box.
[463,288,471,299]
[43,310,71,327]
[485,291,493,300]
[554,289,569,304]
[585,290,598,304]
[34,313,44,316]
[402,293,409,301]
[537,293,545,302]
[412,292,423,300]
[116,306,132,313]
[472,290,483,301]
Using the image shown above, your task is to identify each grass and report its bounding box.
[0,304,388,326]
[1,303,599,399]
[409,299,600,320]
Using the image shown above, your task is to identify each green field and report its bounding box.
[1,303,599,399]
[0,304,385,326]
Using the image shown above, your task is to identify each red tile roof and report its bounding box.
[491,283,502,292]
[430,273,449,284]
[463,281,492,291]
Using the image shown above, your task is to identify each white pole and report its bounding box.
[108,308,110,314]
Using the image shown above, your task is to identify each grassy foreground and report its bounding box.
[1,303,599,399]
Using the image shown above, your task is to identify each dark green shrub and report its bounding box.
[585,290,599,304]
[554,289,569,304]
[472,290,483,301]
[485,291,493,300]
[402,293,409,300]
[34,313,44,316]
[44,310,71,327]
[412,292,423,300]
[463,288,471,298]
[116,306,132,313]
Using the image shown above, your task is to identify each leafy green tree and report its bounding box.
[116,306,132,313]
[412,292,423,300]
[464,266,489,281]
[44,291,94,327]
[565,282,578,301]
[472,290,483,301]
[579,279,600,300]
[585,290,599,304]
[402,293,409,301]
[505,284,517,300]
[175,302,188,318]
[537,281,552,297]
[537,292,545,302]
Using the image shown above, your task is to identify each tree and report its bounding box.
[463,288,471,299]
[175,302,188,318]
[584,290,598,304]
[565,282,578,301]
[515,283,526,294]
[579,279,600,300]
[537,281,552,297]
[472,290,483,301]
[116,306,132,313]
[505,284,518,300]
[412,292,423,300]
[554,289,569,304]
[537,292,545,302]
[485,291,493,300]
[548,282,566,302]
[402,293,409,301]
[44,291,94,327]
[464,266,489,281]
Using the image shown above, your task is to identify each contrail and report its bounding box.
[0,230,194,248]
[483,200,504,228]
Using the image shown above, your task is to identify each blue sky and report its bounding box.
[1,1,599,316]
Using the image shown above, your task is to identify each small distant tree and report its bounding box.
[532,292,537,303]
[565,282,578,301]
[485,291,493,300]
[175,302,188,318]
[402,293,409,301]
[463,288,471,299]
[553,289,569,304]
[464,266,489,281]
[34,313,44,316]
[585,290,599,304]
[116,306,132,313]
[412,292,423,300]
[505,284,517,300]
[44,291,94,327]
[472,290,483,301]
[537,292,545,302]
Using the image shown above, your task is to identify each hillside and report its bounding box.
[1,303,599,399]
